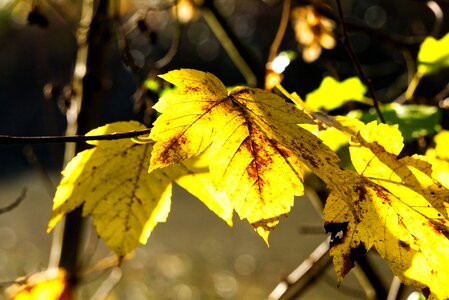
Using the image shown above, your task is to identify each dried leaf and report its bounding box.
[324,121,449,299]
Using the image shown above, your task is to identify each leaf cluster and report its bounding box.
[49,68,449,298]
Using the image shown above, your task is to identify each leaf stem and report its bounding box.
[335,0,385,123]
[0,129,152,144]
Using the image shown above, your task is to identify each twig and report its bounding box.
[0,129,152,144]
[265,0,291,73]
[201,0,263,87]
[386,276,403,300]
[0,188,27,215]
[268,238,332,300]
[427,0,443,38]
[334,0,385,123]
[89,267,123,300]
[155,4,182,69]
[22,146,55,196]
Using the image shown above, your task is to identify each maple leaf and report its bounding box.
[48,121,172,258]
[163,149,234,226]
[324,121,449,299]
[149,69,330,241]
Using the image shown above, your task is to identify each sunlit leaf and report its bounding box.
[163,149,233,226]
[356,103,441,142]
[48,121,172,258]
[150,69,336,241]
[305,76,368,111]
[427,130,449,160]
[425,130,449,189]
[417,32,449,76]
[324,121,449,299]
[6,269,67,300]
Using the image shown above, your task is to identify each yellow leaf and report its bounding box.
[417,32,449,76]
[425,130,449,189]
[427,130,449,161]
[163,149,233,226]
[305,76,369,111]
[324,180,449,299]
[299,123,349,152]
[323,120,449,299]
[48,121,172,258]
[150,69,329,241]
[6,269,67,300]
[149,69,228,169]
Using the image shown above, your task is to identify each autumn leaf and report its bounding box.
[417,32,449,76]
[324,121,449,299]
[163,149,233,226]
[305,76,369,111]
[48,121,172,258]
[150,69,332,241]
[6,269,67,300]
[425,130,449,189]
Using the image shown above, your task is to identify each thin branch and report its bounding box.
[0,188,27,215]
[266,0,291,66]
[23,146,56,197]
[0,129,152,144]
[89,267,123,300]
[268,237,332,300]
[201,0,263,87]
[386,276,403,300]
[427,0,444,38]
[335,0,385,123]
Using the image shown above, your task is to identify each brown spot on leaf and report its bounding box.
[354,185,367,206]
[325,222,349,247]
[421,287,431,298]
[158,134,189,165]
[185,86,200,93]
[230,87,255,98]
[302,152,318,169]
[251,214,287,231]
[399,240,410,251]
[429,220,449,240]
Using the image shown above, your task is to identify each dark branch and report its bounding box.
[0,188,27,215]
[0,129,152,144]
[335,0,386,123]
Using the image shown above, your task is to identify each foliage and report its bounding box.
[417,32,449,77]
[3,0,449,299]
[6,269,67,300]
[49,69,449,298]
[305,76,368,111]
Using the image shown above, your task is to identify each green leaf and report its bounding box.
[48,121,172,259]
[305,76,369,111]
[417,32,449,76]
[354,103,441,142]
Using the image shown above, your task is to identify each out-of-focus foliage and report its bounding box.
[6,269,67,300]
[50,69,449,298]
[355,103,441,142]
[417,32,449,76]
[305,76,368,111]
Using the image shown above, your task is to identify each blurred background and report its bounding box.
[0,0,448,298]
